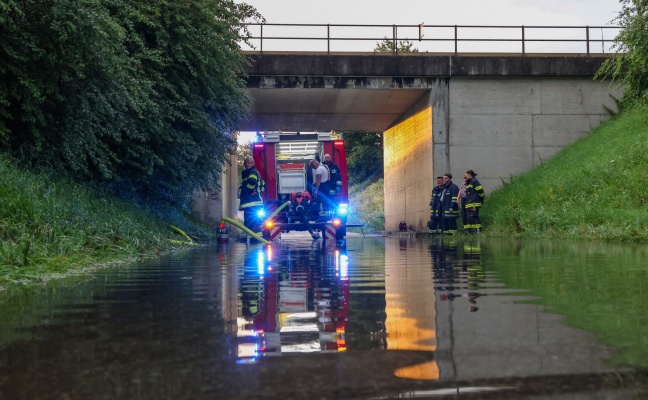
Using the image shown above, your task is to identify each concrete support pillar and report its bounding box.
[383,90,435,231]
[431,78,450,179]
[227,151,239,221]
[191,147,239,227]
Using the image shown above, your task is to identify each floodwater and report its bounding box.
[0,234,647,399]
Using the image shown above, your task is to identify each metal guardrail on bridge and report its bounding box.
[240,23,621,55]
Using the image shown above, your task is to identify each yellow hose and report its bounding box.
[269,201,291,220]
[221,217,269,244]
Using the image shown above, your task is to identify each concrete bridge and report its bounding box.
[234,52,622,231]
[194,51,621,231]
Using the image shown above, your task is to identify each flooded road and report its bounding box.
[0,235,647,399]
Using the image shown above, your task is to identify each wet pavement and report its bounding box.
[0,234,647,399]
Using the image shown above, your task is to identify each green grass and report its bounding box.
[349,178,385,232]
[0,155,213,287]
[483,105,648,241]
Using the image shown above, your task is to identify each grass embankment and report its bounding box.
[0,155,212,287]
[349,179,385,233]
[483,105,648,241]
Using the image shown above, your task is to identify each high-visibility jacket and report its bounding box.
[464,177,484,208]
[239,167,265,210]
[440,182,459,217]
[429,185,443,215]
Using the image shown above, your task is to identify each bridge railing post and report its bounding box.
[327,24,330,54]
[521,25,525,56]
[239,22,620,55]
[393,24,398,55]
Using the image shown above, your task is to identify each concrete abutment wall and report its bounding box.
[442,77,621,203]
[384,95,434,231]
[384,76,622,231]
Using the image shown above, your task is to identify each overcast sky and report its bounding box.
[237,0,622,54]
[241,0,620,26]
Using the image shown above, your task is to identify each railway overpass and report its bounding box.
[234,52,621,231]
[192,24,621,230]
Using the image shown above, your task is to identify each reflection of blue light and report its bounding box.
[339,254,349,279]
[256,209,267,218]
[236,357,258,364]
[340,255,349,278]
[266,245,273,262]
[337,204,349,216]
[257,250,265,275]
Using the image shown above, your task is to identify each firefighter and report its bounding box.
[464,169,485,234]
[306,154,320,196]
[309,158,331,213]
[238,156,266,238]
[323,153,342,210]
[457,176,468,232]
[289,191,320,239]
[439,173,460,234]
[428,176,444,233]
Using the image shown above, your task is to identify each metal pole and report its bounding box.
[454,25,458,55]
[327,24,330,54]
[521,25,525,56]
[393,24,398,55]
[586,26,590,55]
[260,24,263,53]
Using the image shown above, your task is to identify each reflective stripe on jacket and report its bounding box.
[440,182,459,216]
[464,177,484,208]
[239,167,265,209]
[429,185,443,213]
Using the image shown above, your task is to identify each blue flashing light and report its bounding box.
[256,209,267,218]
[337,204,349,216]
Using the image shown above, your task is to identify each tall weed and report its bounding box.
[0,155,208,286]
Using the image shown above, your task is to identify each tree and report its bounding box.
[0,0,263,208]
[342,132,383,186]
[596,0,648,108]
[374,37,419,53]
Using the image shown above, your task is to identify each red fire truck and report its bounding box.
[252,131,357,245]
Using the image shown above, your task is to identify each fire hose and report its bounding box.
[221,217,269,244]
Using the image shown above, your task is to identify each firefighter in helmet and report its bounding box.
[238,156,266,237]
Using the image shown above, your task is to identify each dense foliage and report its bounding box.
[349,179,384,231]
[596,0,648,108]
[0,0,261,208]
[0,154,208,286]
[342,132,383,186]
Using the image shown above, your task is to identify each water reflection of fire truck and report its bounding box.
[237,246,349,362]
